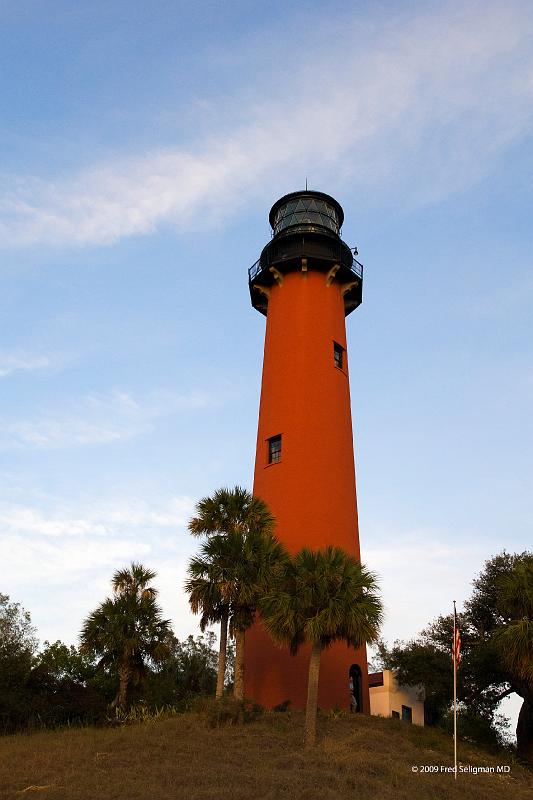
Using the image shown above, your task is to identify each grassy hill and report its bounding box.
[1,710,531,800]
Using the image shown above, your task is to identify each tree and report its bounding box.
[261,546,383,746]
[227,527,288,700]
[80,563,172,709]
[29,641,108,728]
[144,632,220,708]
[186,527,288,700]
[186,486,279,700]
[0,593,38,731]
[188,486,275,539]
[377,551,533,762]
[38,640,96,685]
[466,552,533,763]
[186,535,233,700]
[374,637,452,726]
[493,556,533,685]
[375,619,509,744]
[172,633,218,698]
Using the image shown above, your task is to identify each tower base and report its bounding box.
[244,620,370,712]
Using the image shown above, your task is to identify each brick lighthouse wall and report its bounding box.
[244,268,370,712]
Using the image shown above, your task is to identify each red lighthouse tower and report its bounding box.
[244,191,370,712]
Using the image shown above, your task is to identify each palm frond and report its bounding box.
[261,545,383,655]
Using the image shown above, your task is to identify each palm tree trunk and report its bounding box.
[233,628,245,701]
[216,607,229,700]
[305,642,322,747]
[114,662,131,709]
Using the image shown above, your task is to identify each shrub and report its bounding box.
[108,703,180,727]
[204,698,263,728]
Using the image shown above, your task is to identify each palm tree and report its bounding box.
[186,535,234,699]
[261,546,383,746]
[111,562,157,602]
[80,562,171,709]
[495,556,533,684]
[225,527,288,700]
[186,487,277,700]
[186,528,288,701]
[188,486,275,539]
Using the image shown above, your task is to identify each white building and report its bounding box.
[368,669,425,726]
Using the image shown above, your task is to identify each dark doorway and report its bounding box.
[349,664,362,713]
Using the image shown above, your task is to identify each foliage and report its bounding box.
[204,528,288,700]
[0,593,38,732]
[261,545,383,745]
[173,633,218,696]
[187,486,275,539]
[440,708,511,749]
[376,551,533,760]
[0,582,237,732]
[108,703,180,727]
[374,637,453,727]
[465,551,533,762]
[491,555,533,685]
[376,627,508,747]
[0,593,38,657]
[261,546,383,655]
[145,632,219,708]
[0,597,111,732]
[80,563,172,709]
[38,640,97,684]
[27,666,107,729]
[186,487,287,700]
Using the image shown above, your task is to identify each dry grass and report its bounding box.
[0,711,531,800]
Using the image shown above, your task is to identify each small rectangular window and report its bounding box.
[333,341,344,370]
[401,705,412,723]
[268,434,282,464]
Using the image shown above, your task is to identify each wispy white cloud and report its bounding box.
[0,494,198,644]
[1,533,152,580]
[3,418,143,448]
[0,352,55,378]
[0,495,194,542]
[364,529,487,643]
[94,496,195,531]
[0,387,213,449]
[1,2,533,248]
[1,506,107,537]
[0,348,79,379]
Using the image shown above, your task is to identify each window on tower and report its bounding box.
[268,434,282,464]
[333,341,344,370]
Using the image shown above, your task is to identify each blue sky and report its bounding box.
[1,0,532,727]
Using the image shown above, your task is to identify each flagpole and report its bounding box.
[453,600,457,781]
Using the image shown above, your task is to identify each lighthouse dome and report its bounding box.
[269,191,344,237]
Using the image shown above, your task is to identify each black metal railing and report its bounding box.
[248,258,264,282]
[248,251,363,283]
